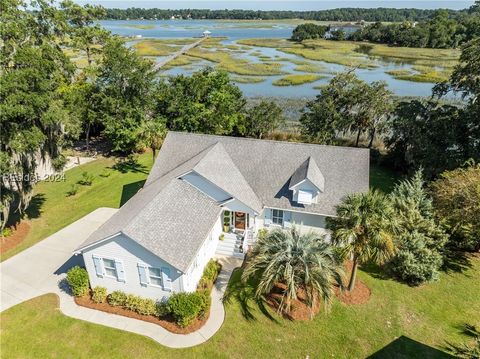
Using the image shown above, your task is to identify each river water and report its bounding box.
[101,19,442,98]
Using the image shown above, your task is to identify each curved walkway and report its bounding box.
[0,208,242,348]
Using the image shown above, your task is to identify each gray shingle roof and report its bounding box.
[77,179,221,272]
[148,132,369,216]
[191,143,263,213]
[289,156,325,192]
[79,131,369,270]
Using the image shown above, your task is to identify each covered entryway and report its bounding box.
[234,212,246,230]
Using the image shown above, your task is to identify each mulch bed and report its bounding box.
[265,260,371,319]
[74,295,209,334]
[266,283,320,321]
[0,221,31,255]
[335,260,371,305]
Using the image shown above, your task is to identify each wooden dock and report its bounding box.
[154,37,206,70]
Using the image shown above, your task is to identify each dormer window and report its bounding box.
[297,189,314,205]
[289,157,324,205]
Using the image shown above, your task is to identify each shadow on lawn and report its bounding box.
[441,249,473,274]
[120,180,146,206]
[359,263,391,281]
[111,157,149,174]
[223,268,278,323]
[367,336,454,359]
[5,193,45,228]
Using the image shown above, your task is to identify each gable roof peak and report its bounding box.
[289,156,325,192]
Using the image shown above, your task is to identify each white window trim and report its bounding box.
[147,267,163,288]
[102,256,118,280]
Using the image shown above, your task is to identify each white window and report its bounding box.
[148,267,163,287]
[297,189,314,204]
[102,258,118,278]
[272,209,284,225]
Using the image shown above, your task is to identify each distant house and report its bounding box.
[202,30,211,37]
[75,132,369,301]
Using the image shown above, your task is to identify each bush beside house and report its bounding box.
[66,266,89,297]
[66,262,220,330]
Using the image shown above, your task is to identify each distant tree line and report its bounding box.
[350,7,480,48]
[101,7,463,22]
[291,4,480,48]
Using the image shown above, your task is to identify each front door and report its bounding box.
[234,212,246,230]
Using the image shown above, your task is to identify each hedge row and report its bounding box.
[66,266,213,328]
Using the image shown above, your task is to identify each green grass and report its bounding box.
[386,66,452,83]
[2,257,479,358]
[236,38,458,72]
[231,76,266,83]
[132,40,181,56]
[273,74,325,86]
[370,165,400,193]
[1,153,153,261]
[294,63,326,73]
[124,24,155,30]
[161,55,200,69]
[186,48,286,76]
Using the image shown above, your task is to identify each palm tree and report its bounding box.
[242,228,344,316]
[327,190,396,292]
[138,120,167,161]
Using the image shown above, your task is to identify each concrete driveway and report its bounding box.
[0,207,118,311]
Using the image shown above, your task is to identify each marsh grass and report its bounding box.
[124,24,155,30]
[273,74,325,86]
[237,38,458,72]
[387,66,452,83]
[294,63,326,73]
[162,55,201,69]
[133,40,181,56]
[187,48,286,76]
[231,76,266,83]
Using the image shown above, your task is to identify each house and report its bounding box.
[74,132,369,301]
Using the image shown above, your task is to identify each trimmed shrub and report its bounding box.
[92,286,108,304]
[107,291,127,307]
[123,294,142,312]
[78,171,94,186]
[203,259,222,282]
[155,301,170,318]
[388,232,444,285]
[167,292,205,327]
[199,259,222,289]
[136,298,157,316]
[66,184,79,197]
[198,289,211,318]
[66,266,89,297]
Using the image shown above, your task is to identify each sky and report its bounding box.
[73,1,474,10]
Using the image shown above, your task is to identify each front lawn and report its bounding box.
[1,256,479,358]
[1,153,153,261]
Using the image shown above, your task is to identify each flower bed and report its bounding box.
[67,259,223,334]
[74,294,209,334]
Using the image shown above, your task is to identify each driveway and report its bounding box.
[0,207,118,311]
